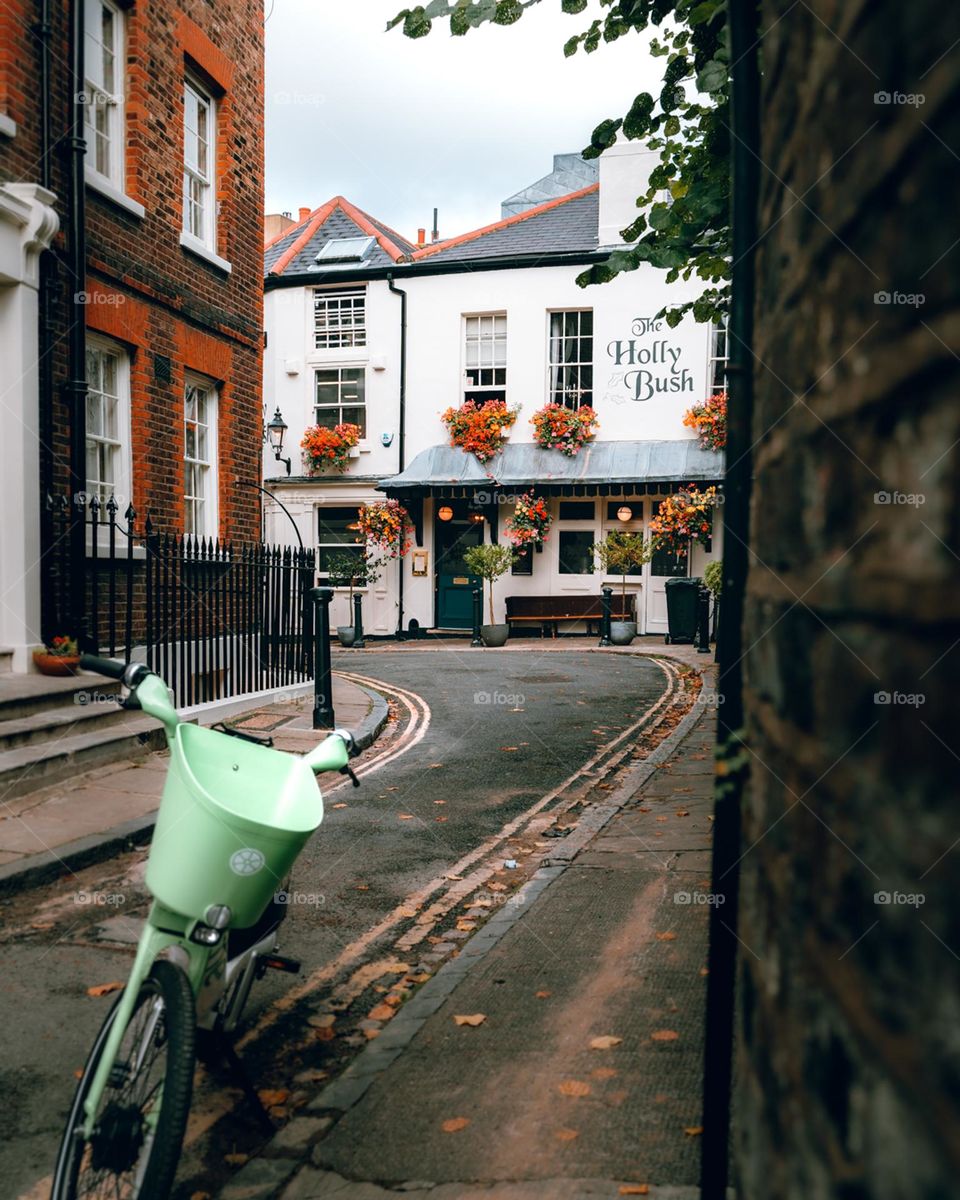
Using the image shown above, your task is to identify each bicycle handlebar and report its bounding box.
[79,653,128,680]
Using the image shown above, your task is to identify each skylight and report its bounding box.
[315,236,376,264]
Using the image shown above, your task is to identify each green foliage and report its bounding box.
[387,0,731,327]
[593,531,655,600]
[463,542,517,623]
[703,558,723,596]
[326,551,384,602]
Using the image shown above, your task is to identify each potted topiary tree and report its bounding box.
[593,531,656,645]
[326,551,383,646]
[463,543,516,647]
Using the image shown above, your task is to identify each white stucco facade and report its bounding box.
[263,144,722,639]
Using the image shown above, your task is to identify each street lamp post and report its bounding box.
[266,407,292,476]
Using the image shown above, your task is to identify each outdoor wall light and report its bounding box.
[437,505,454,522]
[469,512,485,524]
[617,505,634,522]
[266,407,292,476]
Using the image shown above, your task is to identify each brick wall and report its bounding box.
[735,2,960,1196]
[1,0,263,545]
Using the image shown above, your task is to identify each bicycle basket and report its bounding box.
[145,723,323,927]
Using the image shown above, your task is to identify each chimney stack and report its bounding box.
[299,206,311,222]
[417,228,426,247]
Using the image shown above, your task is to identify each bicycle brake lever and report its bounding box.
[339,764,361,788]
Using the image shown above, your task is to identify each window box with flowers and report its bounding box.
[648,486,719,556]
[301,423,362,474]
[531,404,599,457]
[505,492,553,557]
[682,392,727,451]
[357,500,413,558]
[440,399,519,464]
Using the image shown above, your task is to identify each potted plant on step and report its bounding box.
[593,532,656,645]
[326,551,383,646]
[34,635,81,676]
[463,543,516,647]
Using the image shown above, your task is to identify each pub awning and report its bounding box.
[377,439,724,496]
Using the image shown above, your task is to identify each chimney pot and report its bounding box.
[299,206,311,222]
[417,228,426,246]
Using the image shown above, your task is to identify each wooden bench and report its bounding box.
[506,593,637,638]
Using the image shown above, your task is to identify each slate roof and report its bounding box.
[412,184,599,266]
[378,439,724,493]
[264,197,418,278]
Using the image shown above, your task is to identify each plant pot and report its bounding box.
[609,621,637,646]
[480,623,510,648]
[33,651,81,676]
[336,626,356,647]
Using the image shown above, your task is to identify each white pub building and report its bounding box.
[262,142,724,639]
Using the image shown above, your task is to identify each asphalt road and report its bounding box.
[0,648,670,1198]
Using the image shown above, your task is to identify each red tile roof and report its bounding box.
[266,196,414,275]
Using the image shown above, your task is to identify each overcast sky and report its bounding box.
[264,1,660,241]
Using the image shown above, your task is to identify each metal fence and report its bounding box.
[43,494,316,707]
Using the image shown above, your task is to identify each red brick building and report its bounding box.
[0,0,264,672]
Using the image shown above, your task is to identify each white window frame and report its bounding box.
[182,76,217,251]
[83,0,125,190]
[316,505,364,577]
[555,500,598,581]
[708,317,729,393]
[462,313,507,405]
[314,286,367,350]
[546,309,594,408]
[314,366,367,437]
[85,335,131,511]
[184,373,219,538]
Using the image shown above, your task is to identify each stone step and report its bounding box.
[0,698,144,751]
[0,648,13,675]
[0,717,165,801]
[0,672,122,720]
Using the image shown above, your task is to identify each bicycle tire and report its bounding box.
[51,959,196,1200]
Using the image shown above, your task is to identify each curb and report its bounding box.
[223,693,715,1197]
[0,678,390,899]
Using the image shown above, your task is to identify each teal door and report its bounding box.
[436,516,483,628]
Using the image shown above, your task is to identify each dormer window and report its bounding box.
[314,236,375,264]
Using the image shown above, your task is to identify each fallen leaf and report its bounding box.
[590,1035,623,1050]
[436,816,448,823]
[30,922,54,931]
[488,881,507,892]
[387,786,400,791]
[355,884,369,891]
[364,1028,380,1040]
[558,1079,591,1097]
[399,907,418,918]
[656,815,668,823]
[442,1117,470,1133]
[592,1067,618,1080]
[368,1003,395,1021]
[675,809,690,817]
[383,962,411,974]
[618,1187,650,1196]
[535,989,551,999]
[406,972,430,984]
[398,813,415,821]
[331,802,348,809]
[456,920,477,932]
[684,1125,704,1137]
[651,1030,680,1042]
[434,799,446,805]
[453,1013,487,1027]
[500,746,519,752]
[655,932,677,942]
[86,982,124,998]
[385,993,404,1008]
[191,1192,212,1200]
[555,1128,579,1142]
[446,873,463,881]
[313,1027,335,1042]
[257,1089,289,1107]
[429,763,444,769]
[307,1014,336,1029]
[73,1068,83,1079]
[699,967,709,976]
[224,1153,248,1166]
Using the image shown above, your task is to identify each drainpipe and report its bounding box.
[387,274,407,638]
[36,0,55,636]
[699,3,760,1198]
[66,0,88,641]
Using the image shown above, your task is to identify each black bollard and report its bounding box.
[599,585,613,647]
[352,591,366,649]
[713,595,720,663]
[696,584,711,653]
[471,586,484,647]
[311,587,335,729]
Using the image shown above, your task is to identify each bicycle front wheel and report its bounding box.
[52,959,196,1200]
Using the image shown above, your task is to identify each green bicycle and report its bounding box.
[52,655,359,1200]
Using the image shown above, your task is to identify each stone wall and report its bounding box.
[735,2,960,1196]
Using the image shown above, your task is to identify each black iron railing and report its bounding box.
[43,494,315,708]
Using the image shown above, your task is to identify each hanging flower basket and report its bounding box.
[648,486,719,556]
[301,423,362,474]
[440,400,519,464]
[682,392,727,451]
[505,492,553,549]
[357,499,413,557]
[530,404,599,457]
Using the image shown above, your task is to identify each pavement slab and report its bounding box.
[299,706,715,1195]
